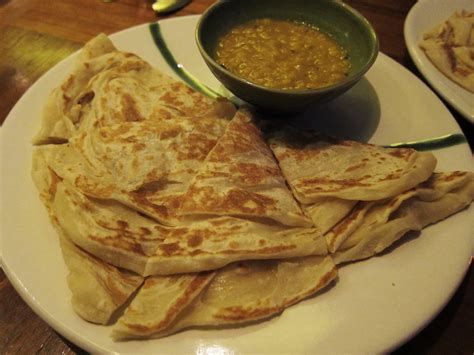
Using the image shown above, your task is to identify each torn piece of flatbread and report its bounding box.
[330,171,474,264]
[33,33,234,144]
[59,235,144,324]
[179,109,312,227]
[419,10,474,93]
[112,255,337,340]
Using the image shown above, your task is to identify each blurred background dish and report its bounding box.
[404,0,474,123]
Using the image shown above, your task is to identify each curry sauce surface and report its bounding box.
[216,19,351,90]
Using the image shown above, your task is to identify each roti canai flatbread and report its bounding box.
[331,171,474,264]
[303,197,358,235]
[33,76,327,276]
[30,33,474,343]
[267,129,437,233]
[179,109,312,227]
[56,217,335,341]
[34,112,230,225]
[33,34,234,144]
[54,172,472,340]
[112,255,337,340]
[47,178,327,276]
[30,160,144,325]
[32,34,236,226]
[268,130,437,203]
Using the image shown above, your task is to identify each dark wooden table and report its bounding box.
[1,0,473,353]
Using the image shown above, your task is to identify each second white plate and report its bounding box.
[404,0,474,123]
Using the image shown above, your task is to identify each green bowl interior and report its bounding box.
[198,0,378,79]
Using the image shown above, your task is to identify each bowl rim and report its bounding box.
[195,0,379,96]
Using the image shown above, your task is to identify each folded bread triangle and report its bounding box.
[268,130,437,203]
[59,235,144,325]
[180,109,312,227]
[330,171,474,264]
[267,129,438,234]
[40,173,327,277]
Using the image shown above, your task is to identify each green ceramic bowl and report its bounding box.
[196,0,379,112]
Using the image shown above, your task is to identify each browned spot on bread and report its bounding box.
[74,175,115,198]
[439,171,467,181]
[159,242,181,256]
[197,171,230,179]
[77,91,95,105]
[208,218,234,227]
[231,162,280,185]
[117,220,129,229]
[387,148,414,159]
[378,173,401,182]
[160,91,183,108]
[48,168,63,198]
[99,124,133,141]
[443,43,457,72]
[172,134,218,162]
[79,201,96,213]
[220,244,295,255]
[102,273,141,306]
[160,128,181,140]
[61,74,76,92]
[152,108,173,120]
[140,227,152,235]
[121,94,143,122]
[297,177,371,193]
[345,162,367,172]
[89,235,147,256]
[182,186,277,215]
[62,94,72,106]
[129,192,169,218]
[116,59,150,73]
[187,234,203,248]
[132,143,146,152]
[215,305,281,322]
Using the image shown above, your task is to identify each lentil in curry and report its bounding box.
[215,18,351,90]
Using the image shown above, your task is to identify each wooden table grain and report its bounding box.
[0,1,472,354]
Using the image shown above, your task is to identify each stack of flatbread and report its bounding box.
[32,34,474,340]
[419,10,474,92]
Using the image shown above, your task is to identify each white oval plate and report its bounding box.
[404,0,474,123]
[1,15,473,354]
